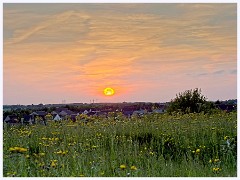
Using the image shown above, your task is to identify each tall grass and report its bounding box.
[3,111,237,177]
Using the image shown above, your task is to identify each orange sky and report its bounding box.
[3,3,237,105]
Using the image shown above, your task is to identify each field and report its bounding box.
[3,111,237,177]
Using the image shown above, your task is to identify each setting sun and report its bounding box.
[103,87,115,96]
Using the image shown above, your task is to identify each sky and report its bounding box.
[3,3,237,105]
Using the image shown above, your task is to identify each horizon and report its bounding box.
[3,3,237,105]
[3,98,237,106]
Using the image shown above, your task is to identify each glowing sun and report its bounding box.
[104,87,115,96]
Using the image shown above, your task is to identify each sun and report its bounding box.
[103,87,115,96]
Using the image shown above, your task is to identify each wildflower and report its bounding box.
[120,164,126,170]
[212,167,221,173]
[56,150,63,154]
[209,159,212,163]
[224,136,230,140]
[79,174,84,177]
[38,162,45,168]
[149,151,154,156]
[195,149,200,154]
[9,147,27,153]
[25,155,30,159]
[50,160,57,168]
[130,166,137,171]
[62,150,68,155]
[6,172,16,177]
[214,158,220,163]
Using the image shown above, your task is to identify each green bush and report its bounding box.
[167,88,215,114]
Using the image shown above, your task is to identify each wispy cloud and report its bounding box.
[3,3,237,104]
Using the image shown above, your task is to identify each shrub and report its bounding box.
[167,88,215,114]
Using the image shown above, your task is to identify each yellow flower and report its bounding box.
[38,162,45,168]
[50,160,57,168]
[56,150,63,154]
[214,158,220,163]
[209,159,212,163]
[62,150,68,155]
[9,147,16,152]
[9,147,27,153]
[39,152,45,156]
[120,164,126,170]
[130,166,137,171]
[212,167,221,173]
[195,149,200,154]
[224,136,229,140]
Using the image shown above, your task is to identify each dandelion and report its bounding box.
[195,149,200,154]
[224,136,230,140]
[9,147,27,153]
[120,164,126,170]
[212,167,221,173]
[50,160,57,168]
[39,152,45,156]
[6,171,16,177]
[56,150,63,154]
[38,162,45,168]
[214,158,220,163]
[130,165,137,171]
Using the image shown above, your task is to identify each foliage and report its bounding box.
[167,88,215,114]
[3,111,237,177]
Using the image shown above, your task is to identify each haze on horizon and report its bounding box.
[3,3,237,105]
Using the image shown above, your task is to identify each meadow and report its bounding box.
[3,111,237,177]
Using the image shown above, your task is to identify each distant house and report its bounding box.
[30,111,47,124]
[4,115,19,123]
[70,114,78,122]
[83,110,88,115]
[133,109,147,116]
[152,109,165,113]
[53,114,62,121]
[87,111,97,116]
[58,110,74,119]
[51,111,58,115]
[22,115,34,124]
[122,106,137,118]
[216,104,236,112]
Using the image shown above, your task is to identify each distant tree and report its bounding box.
[167,88,215,114]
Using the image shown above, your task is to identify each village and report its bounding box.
[3,99,237,125]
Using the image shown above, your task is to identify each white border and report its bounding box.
[1,1,239,180]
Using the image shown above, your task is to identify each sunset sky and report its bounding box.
[3,3,237,105]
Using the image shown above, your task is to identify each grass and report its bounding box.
[3,111,237,177]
